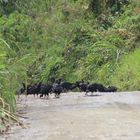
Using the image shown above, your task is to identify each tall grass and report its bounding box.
[111,48,140,91]
[0,38,25,131]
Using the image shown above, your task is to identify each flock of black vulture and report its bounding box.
[16,79,117,99]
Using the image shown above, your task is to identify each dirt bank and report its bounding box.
[1,91,140,140]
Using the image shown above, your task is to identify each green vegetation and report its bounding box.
[111,48,140,91]
[0,0,140,130]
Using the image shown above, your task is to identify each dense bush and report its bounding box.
[0,1,140,125]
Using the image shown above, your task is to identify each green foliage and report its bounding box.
[0,38,16,113]
[0,0,140,120]
[0,0,17,15]
[111,48,140,91]
[88,0,106,15]
[75,41,120,84]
